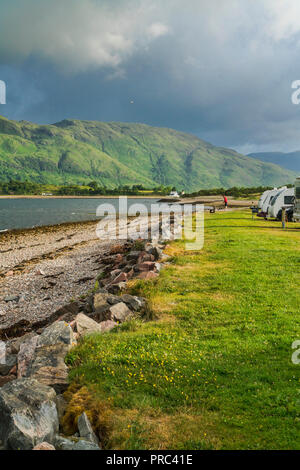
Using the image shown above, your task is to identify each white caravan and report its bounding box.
[267,187,295,220]
[257,189,276,212]
[293,177,300,222]
[257,188,284,218]
[169,191,180,198]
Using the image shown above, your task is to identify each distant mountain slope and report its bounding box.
[248,151,300,173]
[0,115,296,190]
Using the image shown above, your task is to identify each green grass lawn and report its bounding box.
[65,210,300,450]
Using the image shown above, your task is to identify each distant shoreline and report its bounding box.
[0,195,160,199]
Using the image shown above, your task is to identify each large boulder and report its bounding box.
[27,322,75,393]
[8,332,37,355]
[120,294,147,312]
[135,261,156,272]
[18,335,39,378]
[0,378,58,450]
[99,320,117,333]
[0,375,15,388]
[109,303,132,323]
[54,435,100,450]
[77,412,99,446]
[0,354,17,376]
[33,442,56,450]
[93,292,110,317]
[106,282,127,295]
[126,251,141,261]
[75,313,102,337]
[145,245,162,260]
[137,271,159,280]
[37,321,74,350]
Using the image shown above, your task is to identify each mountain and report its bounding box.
[248,151,300,173]
[0,115,296,191]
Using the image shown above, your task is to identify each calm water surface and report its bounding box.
[0,198,159,231]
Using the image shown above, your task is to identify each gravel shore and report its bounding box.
[0,220,120,333]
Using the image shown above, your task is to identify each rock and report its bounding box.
[93,292,110,314]
[0,375,15,387]
[99,320,117,333]
[114,253,124,264]
[9,364,17,375]
[28,343,70,394]
[137,271,159,280]
[109,244,125,254]
[145,245,163,260]
[109,302,132,323]
[77,412,99,446]
[38,321,74,350]
[54,395,67,422]
[72,439,101,450]
[18,335,39,378]
[75,313,102,337]
[106,295,121,306]
[135,261,156,272]
[0,354,17,376]
[4,295,20,303]
[111,272,127,284]
[54,435,100,451]
[0,378,58,450]
[110,269,122,279]
[8,332,37,355]
[106,282,127,295]
[54,301,83,322]
[155,262,162,272]
[126,251,141,261]
[27,322,75,393]
[0,309,5,317]
[33,442,55,450]
[139,253,155,262]
[120,295,146,312]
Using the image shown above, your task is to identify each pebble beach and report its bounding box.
[0,220,119,334]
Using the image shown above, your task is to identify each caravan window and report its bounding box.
[284,195,294,205]
[270,193,281,205]
[296,186,300,199]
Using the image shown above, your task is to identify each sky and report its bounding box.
[1,0,300,153]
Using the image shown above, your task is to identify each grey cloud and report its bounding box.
[1,0,300,152]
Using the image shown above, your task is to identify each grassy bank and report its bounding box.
[65,210,300,450]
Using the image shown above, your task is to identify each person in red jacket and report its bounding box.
[223,195,228,209]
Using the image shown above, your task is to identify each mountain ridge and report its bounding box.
[0,115,296,190]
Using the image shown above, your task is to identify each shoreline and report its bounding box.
[0,194,160,199]
[0,218,99,239]
[0,218,116,334]
[0,197,254,235]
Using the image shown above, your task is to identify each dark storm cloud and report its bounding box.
[1,0,300,152]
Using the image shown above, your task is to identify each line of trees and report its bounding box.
[183,184,294,198]
[0,180,174,196]
[0,180,294,197]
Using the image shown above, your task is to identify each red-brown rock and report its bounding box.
[137,271,159,280]
[111,272,127,284]
[0,375,15,387]
[33,442,55,450]
[136,262,156,272]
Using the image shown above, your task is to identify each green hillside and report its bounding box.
[0,115,296,190]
